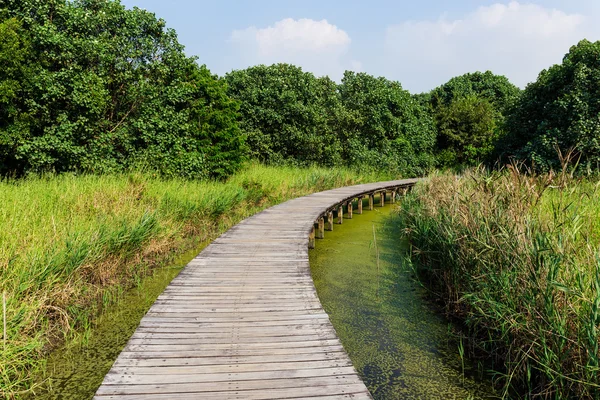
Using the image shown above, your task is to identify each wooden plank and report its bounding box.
[95,384,371,399]
[96,375,365,395]
[101,366,360,385]
[112,352,349,368]
[124,339,344,352]
[117,346,347,359]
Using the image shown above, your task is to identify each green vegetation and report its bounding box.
[0,164,391,397]
[0,0,244,178]
[397,168,600,398]
[225,66,435,175]
[225,64,344,167]
[501,40,600,171]
[424,71,520,167]
[3,0,600,398]
[338,71,435,175]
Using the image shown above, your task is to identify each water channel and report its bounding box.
[310,202,497,399]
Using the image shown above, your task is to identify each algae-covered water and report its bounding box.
[30,242,208,399]
[310,202,497,399]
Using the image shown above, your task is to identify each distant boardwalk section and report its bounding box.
[95,179,418,399]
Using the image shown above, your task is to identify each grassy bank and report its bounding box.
[397,167,600,398]
[0,163,393,398]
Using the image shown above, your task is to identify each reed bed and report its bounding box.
[398,166,600,398]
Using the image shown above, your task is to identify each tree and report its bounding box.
[428,71,520,167]
[0,17,34,173]
[430,71,520,113]
[0,0,244,178]
[225,64,343,166]
[436,95,498,166]
[338,71,436,175]
[501,39,600,171]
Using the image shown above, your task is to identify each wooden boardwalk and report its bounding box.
[95,179,418,399]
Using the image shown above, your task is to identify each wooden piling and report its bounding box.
[327,211,334,231]
[337,205,343,224]
[368,194,374,210]
[391,189,396,204]
[380,190,385,207]
[347,201,353,219]
[357,196,363,214]
[317,217,325,239]
[308,226,316,249]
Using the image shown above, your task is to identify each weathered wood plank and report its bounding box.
[97,375,365,395]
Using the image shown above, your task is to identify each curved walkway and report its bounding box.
[95,178,418,399]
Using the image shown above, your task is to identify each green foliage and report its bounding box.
[430,71,520,112]
[225,64,343,166]
[226,66,435,175]
[0,0,244,178]
[435,95,498,166]
[502,39,600,171]
[428,71,520,167]
[338,72,436,175]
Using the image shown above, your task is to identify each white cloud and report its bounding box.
[384,1,600,92]
[230,18,355,80]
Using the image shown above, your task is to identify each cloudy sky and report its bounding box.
[119,0,600,93]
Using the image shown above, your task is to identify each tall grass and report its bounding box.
[0,163,392,398]
[397,166,600,398]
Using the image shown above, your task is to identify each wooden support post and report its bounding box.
[391,189,396,204]
[317,217,325,239]
[308,226,316,249]
[337,205,343,224]
[327,211,334,231]
[347,201,353,219]
[368,194,374,211]
[380,190,386,207]
[357,196,363,214]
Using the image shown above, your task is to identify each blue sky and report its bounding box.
[120,0,600,93]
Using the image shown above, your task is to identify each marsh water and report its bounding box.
[31,242,208,399]
[310,203,496,399]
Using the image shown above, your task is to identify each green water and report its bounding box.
[31,241,208,399]
[310,203,497,399]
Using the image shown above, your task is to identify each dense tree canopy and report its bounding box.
[3,0,599,177]
[427,71,520,166]
[226,66,436,175]
[338,72,436,174]
[435,95,497,166]
[429,71,520,112]
[502,39,600,171]
[0,0,244,178]
[225,64,343,166]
